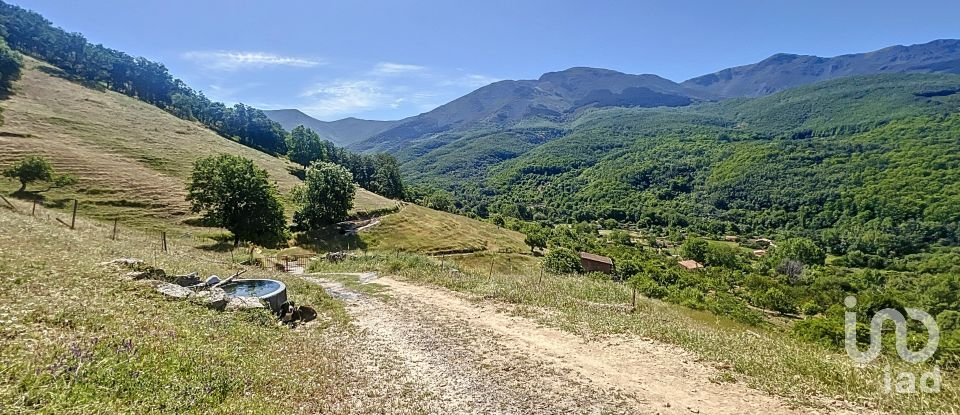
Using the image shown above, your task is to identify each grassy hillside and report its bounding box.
[0,58,521,257]
[361,204,527,254]
[0,58,394,229]
[0,198,429,413]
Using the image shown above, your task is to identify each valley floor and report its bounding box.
[303,273,859,414]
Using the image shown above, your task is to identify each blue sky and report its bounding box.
[13,0,960,121]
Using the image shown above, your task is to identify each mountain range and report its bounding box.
[266,39,960,147]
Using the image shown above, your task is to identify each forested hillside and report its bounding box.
[400,73,960,269]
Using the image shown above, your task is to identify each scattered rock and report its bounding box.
[155,282,193,299]
[226,296,265,311]
[205,275,221,286]
[193,287,228,311]
[172,272,201,287]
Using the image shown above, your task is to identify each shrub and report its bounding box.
[543,248,582,274]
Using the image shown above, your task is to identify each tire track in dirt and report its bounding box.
[304,273,861,415]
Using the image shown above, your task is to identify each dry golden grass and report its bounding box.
[0,57,394,230]
[360,204,528,254]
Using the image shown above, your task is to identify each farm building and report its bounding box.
[678,259,704,271]
[579,252,615,274]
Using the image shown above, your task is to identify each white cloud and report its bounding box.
[300,80,394,118]
[182,51,323,70]
[437,73,501,88]
[461,74,501,88]
[371,62,427,75]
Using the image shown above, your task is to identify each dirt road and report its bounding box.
[304,273,855,415]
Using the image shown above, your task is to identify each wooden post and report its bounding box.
[161,231,167,253]
[111,217,118,240]
[538,267,543,284]
[70,199,78,229]
[440,256,444,271]
[489,258,495,279]
[31,200,36,216]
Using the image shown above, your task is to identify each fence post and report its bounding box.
[112,217,118,240]
[160,231,167,253]
[70,199,78,229]
[31,200,36,216]
[489,258,494,279]
[538,267,543,284]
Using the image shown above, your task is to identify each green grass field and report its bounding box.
[0,198,431,413]
[360,204,528,254]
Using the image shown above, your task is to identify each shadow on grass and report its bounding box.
[293,226,368,252]
[286,165,306,180]
[37,66,107,92]
[197,240,237,252]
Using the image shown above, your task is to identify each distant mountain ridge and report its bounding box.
[350,67,706,152]
[262,109,401,146]
[265,39,960,149]
[682,39,960,97]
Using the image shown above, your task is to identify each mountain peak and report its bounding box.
[682,38,960,97]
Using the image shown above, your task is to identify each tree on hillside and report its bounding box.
[0,38,22,94]
[2,155,75,193]
[523,224,548,253]
[286,125,325,167]
[370,153,405,199]
[293,161,355,231]
[680,237,709,263]
[543,247,582,274]
[186,154,286,246]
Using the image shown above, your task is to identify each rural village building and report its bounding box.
[678,259,704,271]
[579,252,615,274]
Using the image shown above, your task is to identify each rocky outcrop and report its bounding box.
[155,282,193,299]
[192,287,228,311]
[226,296,265,311]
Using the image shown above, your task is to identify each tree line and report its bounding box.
[0,1,288,154]
[0,2,405,200]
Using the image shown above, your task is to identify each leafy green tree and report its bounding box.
[767,238,826,275]
[370,153,405,199]
[608,230,633,246]
[0,38,22,94]
[2,155,75,193]
[680,237,709,263]
[186,154,287,246]
[704,243,742,269]
[423,190,453,212]
[523,224,548,253]
[543,247,582,274]
[286,125,325,167]
[293,161,355,231]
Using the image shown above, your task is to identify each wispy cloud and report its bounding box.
[182,51,323,70]
[300,80,400,118]
[437,73,501,88]
[280,63,500,119]
[371,62,427,75]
